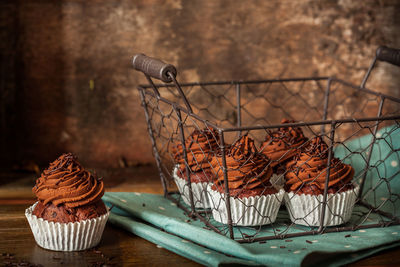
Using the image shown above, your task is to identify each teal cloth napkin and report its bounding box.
[103,125,400,266]
[103,193,400,267]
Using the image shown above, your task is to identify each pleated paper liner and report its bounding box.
[25,202,109,251]
[208,187,285,226]
[172,165,212,209]
[284,185,360,226]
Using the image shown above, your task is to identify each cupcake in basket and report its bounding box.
[25,153,109,251]
[209,135,285,226]
[284,136,359,226]
[260,119,308,188]
[172,127,219,209]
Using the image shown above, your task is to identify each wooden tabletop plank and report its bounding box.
[0,166,399,266]
[0,203,199,267]
[0,202,399,266]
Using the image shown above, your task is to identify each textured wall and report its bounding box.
[1,0,399,168]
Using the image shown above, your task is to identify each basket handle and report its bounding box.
[133,54,193,113]
[361,46,400,88]
[376,46,400,67]
[132,54,177,83]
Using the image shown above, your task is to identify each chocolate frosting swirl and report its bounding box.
[260,119,308,166]
[210,135,275,196]
[172,127,219,173]
[33,153,105,208]
[285,136,354,194]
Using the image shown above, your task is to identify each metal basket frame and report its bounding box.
[133,47,400,242]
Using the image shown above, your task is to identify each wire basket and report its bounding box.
[132,46,400,243]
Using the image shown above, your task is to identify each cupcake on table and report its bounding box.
[25,153,109,251]
[172,127,219,209]
[284,136,359,226]
[209,135,285,226]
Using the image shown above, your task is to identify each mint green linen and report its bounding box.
[335,125,400,216]
[104,192,400,266]
[103,125,400,266]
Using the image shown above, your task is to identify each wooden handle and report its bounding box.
[376,46,400,67]
[132,54,177,82]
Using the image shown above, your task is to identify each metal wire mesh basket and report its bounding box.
[132,46,400,242]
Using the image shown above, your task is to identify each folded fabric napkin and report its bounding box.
[103,192,400,266]
[103,125,400,266]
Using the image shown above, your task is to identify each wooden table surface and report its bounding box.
[0,166,399,266]
[0,201,200,267]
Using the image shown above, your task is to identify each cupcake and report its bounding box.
[284,136,359,226]
[172,127,219,208]
[209,135,284,226]
[25,153,109,251]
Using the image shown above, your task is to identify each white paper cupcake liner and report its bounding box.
[25,202,109,251]
[208,187,285,226]
[173,166,212,209]
[284,185,359,226]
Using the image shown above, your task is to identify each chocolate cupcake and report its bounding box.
[284,137,359,226]
[208,135,284,226]
[25,153,109,251]
[172,127,219,208]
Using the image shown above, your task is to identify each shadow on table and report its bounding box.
[29,233,120,267]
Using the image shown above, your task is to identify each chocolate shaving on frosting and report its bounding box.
[285,136,354,194]
[33,153,104,208]
[260,119,308,167]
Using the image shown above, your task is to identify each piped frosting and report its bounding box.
[33,153,104,208]
[172,127,219,174]
[260,119,308,167]
[210,135,275,197]
[285,136,354,195]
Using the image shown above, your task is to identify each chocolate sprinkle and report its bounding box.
[306,240,313,244]
[345,234,351,238]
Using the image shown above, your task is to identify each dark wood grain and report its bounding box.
[1,200,399,266]
[0,165,399,266]
[0,202,199,267]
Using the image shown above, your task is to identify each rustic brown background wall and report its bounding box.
[1,0,399,168]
